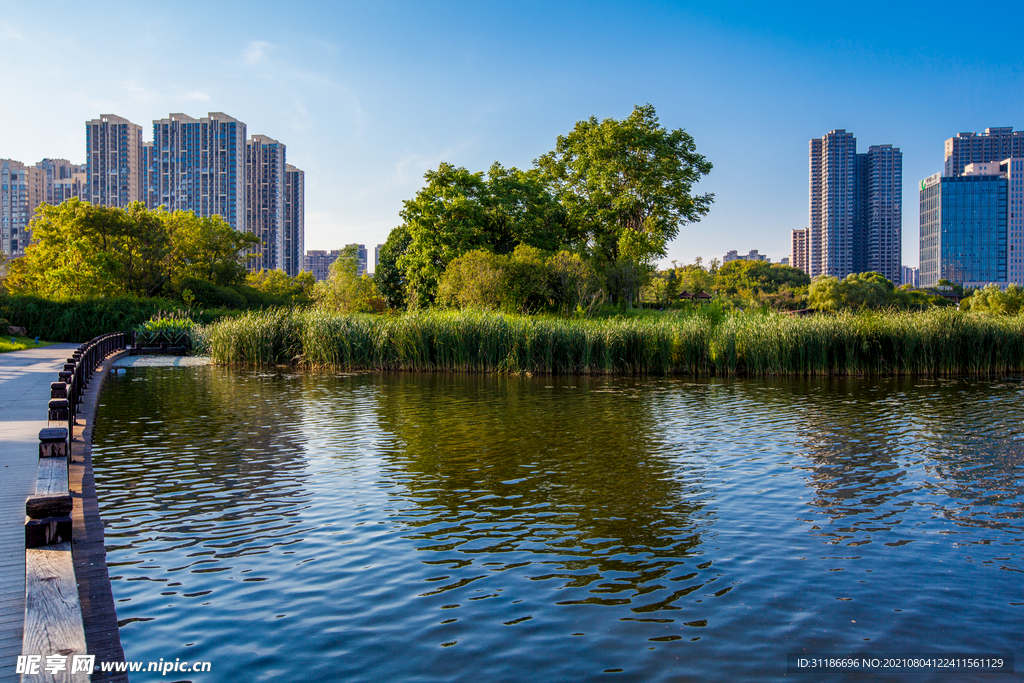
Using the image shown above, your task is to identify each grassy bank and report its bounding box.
[205,308,1024,376]
[0,336,54,353]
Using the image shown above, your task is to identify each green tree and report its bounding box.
[166,210,259,286]
[675,258,715,297]
[314,245,384,313]
[246,269,316,305]
[961,283,1024,314]
[436,249,506,310]
[808,272,895,311]
[712,260,810,309]
[546,250,602,316]
[396,162,568,308]
[375,225,412,309]
[807,275,844,311]
[7,199,166,297]
[536,103,714,267]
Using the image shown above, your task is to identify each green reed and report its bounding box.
[205,307,1024,376]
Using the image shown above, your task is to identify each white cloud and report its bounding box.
[184,91,211,102]
[244,41,272,65]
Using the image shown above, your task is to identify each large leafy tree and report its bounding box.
[314,245,382,313]
[713,260,810,297]
[6,198,260,297]
[396,162,568,308]
[375,224,412,310]
[7,199,165,297]
[165,210,259,286]
[535,103,713,267]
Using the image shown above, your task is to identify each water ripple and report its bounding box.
[91,369,1024,683]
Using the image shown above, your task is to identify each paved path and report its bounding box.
[0,344,78,682]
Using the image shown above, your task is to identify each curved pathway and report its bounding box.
[0,344,78,682]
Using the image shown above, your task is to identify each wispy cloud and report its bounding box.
[244,41,273,65]
[0,22,31,44]
[184,91,211,102]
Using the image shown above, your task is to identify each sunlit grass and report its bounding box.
[204,307,1024,377]
[0,335,54,353]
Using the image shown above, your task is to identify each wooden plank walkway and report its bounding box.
[0,345,78,683]
[0,345,129,682]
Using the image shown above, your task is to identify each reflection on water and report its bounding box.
[92,369,1024,682]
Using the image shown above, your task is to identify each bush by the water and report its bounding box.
[205,307,1024,376]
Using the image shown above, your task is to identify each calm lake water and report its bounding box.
[91,367,1023,682]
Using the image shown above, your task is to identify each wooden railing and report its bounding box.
[21,333,129,683]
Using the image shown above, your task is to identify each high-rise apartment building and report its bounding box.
[867,145,902,284]
[246,135,285,272]
[944,128,1024,177]
[303,249,342,282]
[791,228,808,273]
[807,130,902,283]
[1,160,43,255]
[808,139,823,277]
[37,159,86,204]
[375,244,383,275]
[86,115,142,207]
[1,157,90,256]
[901,266,920,288]
[149,112,247,230]
[284,164,304,277]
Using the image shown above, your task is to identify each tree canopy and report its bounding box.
[396,162,569,308]
[6,199,259,298]
[535,103,713,267]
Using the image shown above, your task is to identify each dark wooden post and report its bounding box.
[26,428,72,548]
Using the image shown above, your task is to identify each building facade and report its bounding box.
[1,160,43,255]
[149,112,247,230]
[790,228,808,273]
[86,115,142,207]
[283,164,305,277]
[303,249,342,282]
[807,130,902,283]
[866,145,903,284]
[944,128,1024,177]
[245,135,285,272]
[919,169,1007,288]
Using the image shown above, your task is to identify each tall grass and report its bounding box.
[204,307,1024,377]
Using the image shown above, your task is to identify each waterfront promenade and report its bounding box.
[0,344,78,682]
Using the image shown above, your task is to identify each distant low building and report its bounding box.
[724,249,770,263]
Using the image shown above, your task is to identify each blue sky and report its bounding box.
[2,1,1022,269]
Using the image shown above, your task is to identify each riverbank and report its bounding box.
[205,307,1024,376]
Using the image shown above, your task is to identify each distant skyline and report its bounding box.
[2,1,1022,269]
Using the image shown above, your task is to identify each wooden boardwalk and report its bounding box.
[0,345,128,682]
[0,344,78,683]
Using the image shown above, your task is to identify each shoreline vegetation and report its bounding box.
[203,307,1024,377]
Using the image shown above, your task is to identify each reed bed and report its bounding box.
[204,307,1024,377]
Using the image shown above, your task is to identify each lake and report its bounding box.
[91,366,1023,682]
